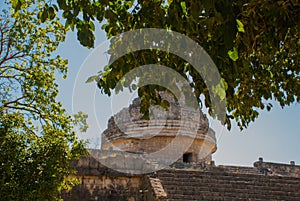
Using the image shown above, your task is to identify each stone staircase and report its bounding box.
[155,169,300,201]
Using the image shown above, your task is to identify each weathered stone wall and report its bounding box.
[61,155,300,201]
[253,157,300,177]
[171,158,300,177]
[87,149,168,174]
[102,95,209,143]
[102,135,215,164]
[62,175,141,201]
[113,95,209,131]
[61,155,143,201]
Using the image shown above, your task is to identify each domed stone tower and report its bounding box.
[101,92,217,166]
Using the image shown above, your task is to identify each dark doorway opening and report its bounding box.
[183,153,193,163]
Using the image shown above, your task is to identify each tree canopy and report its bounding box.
[0,1,86,200]
[17,0,300,129]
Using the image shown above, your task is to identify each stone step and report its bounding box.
[155,170,300,201]
[162,183,300,193]
[158,172,300,184]
[166,190,300,201]
[160,177,300,187]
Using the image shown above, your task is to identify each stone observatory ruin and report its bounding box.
[100,91,217,171]
[62,91,300,201]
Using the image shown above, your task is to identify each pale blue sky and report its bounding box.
[55,27,300,167]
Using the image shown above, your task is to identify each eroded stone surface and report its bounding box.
[62,156,300,201]
[101,93,215,165]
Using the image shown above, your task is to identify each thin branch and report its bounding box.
[0,62,29,72]
[5,104,43,117]
[3,96,26,106]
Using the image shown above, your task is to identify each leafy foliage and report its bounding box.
[0,1,86,200]
[24,0,300,130]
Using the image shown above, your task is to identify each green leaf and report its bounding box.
[236,19,245,33]
[131,83,137,90]
[180,2,187,15]
[40,9,48,22]
[12,0,23,11]
[221,78,228,90]
[48,7,56,20]
[86,75,98,83]
[228,47,239,61]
